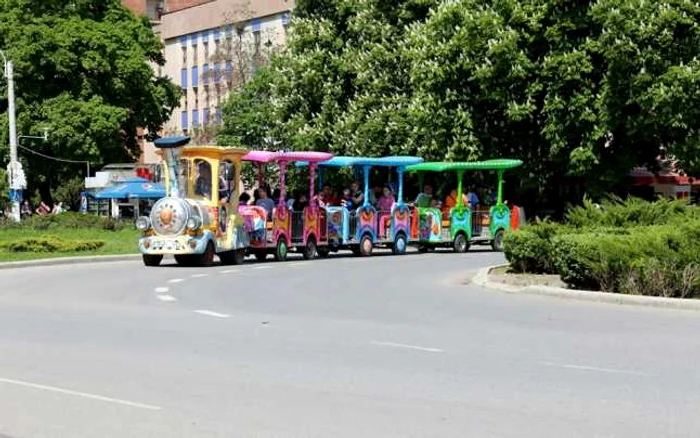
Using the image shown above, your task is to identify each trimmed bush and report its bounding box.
[504,221,563,274]
[504,198,700,298]
[3,237,105,253]
[552,223,700,297]
[565,196,699,228]
[0,213,125,231]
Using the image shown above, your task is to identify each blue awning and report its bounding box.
[94,177,166,199]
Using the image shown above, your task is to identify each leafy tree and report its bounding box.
[223,0,700,201]
[0,0,180,201]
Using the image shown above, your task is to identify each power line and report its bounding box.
[17,143,91,174]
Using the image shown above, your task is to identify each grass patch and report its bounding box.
[0,221,139,262]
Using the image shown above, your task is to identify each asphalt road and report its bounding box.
[1,249,699,438]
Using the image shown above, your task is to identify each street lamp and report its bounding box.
[0,49,23,222]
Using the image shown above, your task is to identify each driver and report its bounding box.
[195,162,212,199]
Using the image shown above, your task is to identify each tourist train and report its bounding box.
[135,136,522,267]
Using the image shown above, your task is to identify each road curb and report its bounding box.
[473,264,700,311]
[0,254,142,270]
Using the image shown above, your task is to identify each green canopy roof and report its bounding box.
[406,159,523,173]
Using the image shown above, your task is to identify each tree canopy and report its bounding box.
[222,0,700,200]
[0,0,180,201]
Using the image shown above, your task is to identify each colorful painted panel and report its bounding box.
[450,208,471,240]
[238,205,266,247]
[303,207,319,244]
[327,207,348,244]
[357,205,377,242]
[489,204,511,238]
[391,204,410,241]
[274,206,291,246]
[418,208,442,242]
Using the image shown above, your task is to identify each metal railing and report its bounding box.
[348,210,358,242]
[471,211,491,238]
[291,210,304,243]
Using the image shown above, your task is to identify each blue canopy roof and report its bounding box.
[94,177,166,199]
[154,136,191,149]
[297,156,423,168]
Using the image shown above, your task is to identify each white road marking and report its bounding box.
[252,265,272,270]
[193,310,231,318]
[539,362,652,376]
[167,278,184,283]
[190,273,208,278]
[219,269,238,274]
[156,295,177,302]
[370,341,444,353]
[0,377,162,411]
[154,287,169,293]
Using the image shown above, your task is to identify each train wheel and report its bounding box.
[200,241,216,266]
[232,248,245,265]
[275,238,288,261]
[392,233,407,255]
[142,254,163,267]
[453,232,469,253]
[359,234,373,257]
[491,229,505,252]
[303,237,317,260]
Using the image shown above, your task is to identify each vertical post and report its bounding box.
[363,165,370,207]
[6,60,20,222]
[278,160,287,208]
[497,170,504,204]
[397,167,404,204]
[309,162,316,210]
[456,170,464,212]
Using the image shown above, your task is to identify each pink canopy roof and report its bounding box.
[242,150,333,164]
[278,151,333,163]
[242,150,279,163]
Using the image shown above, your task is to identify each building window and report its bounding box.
[253,30,261,56]
[282,12,291,26]
[181,110,188,129]
[190,32,198,46]
[203,108,210,125]
[194,91,199,109]
[202,63,209,85]
[203,41,209,61]
[204,90,210,109]
[225,24,232,40]
[192,44,198,64]
[192,109,199,127]
[180,68,188,89]
[191,66,199,88]
[179,35,187,47]
[182,46,187,65]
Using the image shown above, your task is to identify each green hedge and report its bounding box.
[3,237,105,253]
[504,197,700,298]
[0,213,124,231]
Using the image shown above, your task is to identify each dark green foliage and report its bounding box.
[0,0,180,201]
[0,212,124,231]
[503,221,563,274]
[552,224,700,297]
[223,0,700,198]
[504,198,700,297]
[4,236,105,253]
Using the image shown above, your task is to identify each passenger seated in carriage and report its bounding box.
[442,189,470,219]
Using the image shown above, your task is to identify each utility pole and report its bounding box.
[2,53,24,222]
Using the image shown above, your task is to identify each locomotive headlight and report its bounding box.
[135,216,151,231]
[186,216,201,230]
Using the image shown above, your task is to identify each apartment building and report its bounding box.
[158,1,293,137]
[123,0,293,163]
